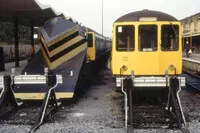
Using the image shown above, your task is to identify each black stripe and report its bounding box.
[51,39,86,62]
[48,31,79,51]
[40,39,86,63]
[40,40,52,61]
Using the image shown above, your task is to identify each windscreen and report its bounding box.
[116,25,135,51]
[138,25,157,52]
[161,25,179,51]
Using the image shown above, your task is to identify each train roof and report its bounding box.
[115,10,178,22]
[86,27,105,38]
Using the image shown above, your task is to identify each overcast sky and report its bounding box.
[38,0,200,37]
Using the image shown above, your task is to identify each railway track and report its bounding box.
[129,99,190,133]
[0,93,60,133]
[182,71,200,91]
[0,99,60,133]
[0,104,42,125]
[121,78,190,133]
[132,104,173,129]
[0,102,60,131]
[0,74,62,132]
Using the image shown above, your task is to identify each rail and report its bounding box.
[183,71,200,91]
[0,76,20,119]
[30,74,61,133]
[121,75,189,133]
[0,68,63,132]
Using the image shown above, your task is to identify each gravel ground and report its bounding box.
[35,69,125,133]
[0,69,200,133]
[0,124,30,133]
[179,88,200,133]
[0,69,125,133]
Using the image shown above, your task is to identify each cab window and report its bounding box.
[161,25,179,51]
[116,25,135,51]
[138,25,157,52]
[87,33,93,47]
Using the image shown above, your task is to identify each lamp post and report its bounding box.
[102,0,103,35]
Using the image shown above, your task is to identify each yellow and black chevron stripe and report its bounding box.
[40,26,87,70]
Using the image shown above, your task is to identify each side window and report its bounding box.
[87,34,93,47]
[116,25,135,51]
[96,38,99,50]
[99,38,101,50]
[138,25,157,52]
[161,25,179,51]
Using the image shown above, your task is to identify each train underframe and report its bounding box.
[116,73,190,133]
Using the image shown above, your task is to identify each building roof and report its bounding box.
[0,0,62,26]
[180,12,200,21]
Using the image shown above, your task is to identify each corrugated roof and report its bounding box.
[0,0,62,26]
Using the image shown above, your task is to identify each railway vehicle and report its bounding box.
[0,16,111,132]
[11,16,88,100]
[87,28,112,62]
[111,10,186,131]
[112,9,184,78]
[86,28,112,76]
[0,16,111,101]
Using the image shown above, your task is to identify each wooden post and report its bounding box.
[190,36,192,48]
[14,17,19,67]
[30,20,35,57]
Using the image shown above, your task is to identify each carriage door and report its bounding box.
[137,25,159,75]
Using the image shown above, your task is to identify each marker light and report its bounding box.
[121,65,128,71]
[169,64,175,71]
